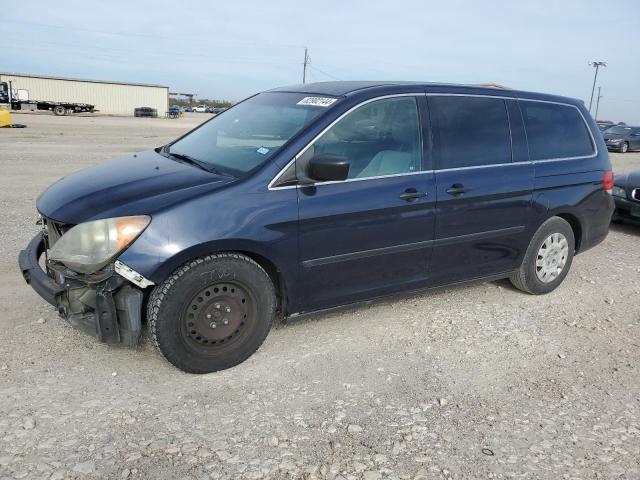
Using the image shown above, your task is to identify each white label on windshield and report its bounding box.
[256,147,270,155]
[297,96,337,107]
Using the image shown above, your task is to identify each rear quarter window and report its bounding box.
[519,101,594,160]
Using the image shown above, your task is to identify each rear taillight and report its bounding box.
[603,170,614,193]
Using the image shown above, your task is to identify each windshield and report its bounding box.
[606,126,631,135]
[166,92,335,175]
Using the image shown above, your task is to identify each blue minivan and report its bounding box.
[19,81,614,373]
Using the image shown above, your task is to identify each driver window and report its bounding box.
[309,96,422,179]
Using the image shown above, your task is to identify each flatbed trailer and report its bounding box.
[10,99,96,116]
[0,81,96,116]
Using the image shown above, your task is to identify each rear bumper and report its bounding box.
[18,232,145,347]
[577,192,615,253]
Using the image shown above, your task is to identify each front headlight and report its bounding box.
[49,215,150,274]
[612,186,626,198]
[608,138,622,144]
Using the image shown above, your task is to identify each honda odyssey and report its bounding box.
[19,81,614,373]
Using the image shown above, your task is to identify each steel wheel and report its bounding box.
[180,281,256,353]
[535,232,569,283]
[620,142,629,153]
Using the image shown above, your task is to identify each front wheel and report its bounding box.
[53,105,66,116]
[148,253,276,373]
[510,217,575,295]
[620,142,629,153]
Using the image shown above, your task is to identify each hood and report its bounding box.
[603,133,628,140]
[37,149,234,224]
[614,170,640,189]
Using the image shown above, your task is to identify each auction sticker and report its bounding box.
[297,97,338,107]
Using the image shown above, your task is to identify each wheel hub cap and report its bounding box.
[535,233,569,283]
[184,283,249,345]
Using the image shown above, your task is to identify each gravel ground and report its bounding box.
[1,112,639,480]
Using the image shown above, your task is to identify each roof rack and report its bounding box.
[471,83,512,90]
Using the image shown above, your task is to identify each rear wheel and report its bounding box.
[620,142,629,153]
[510,217,575,294]
[148,253,276,373]
[53,105,66,116]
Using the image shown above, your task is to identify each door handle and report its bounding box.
[399,189,427,201]
[446,183,472,196]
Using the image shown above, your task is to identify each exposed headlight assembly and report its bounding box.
[49,216,150,274]
[611,186,626,198]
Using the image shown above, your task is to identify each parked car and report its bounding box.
[211,107,227,114]
[183,106,193,113]
[134,107,158,118]
[19,81,614,373]
[193,105,207,113]
[597,121,614,132]
[169,106,181,113]
[602,125,640,153]
[612,170,640,224]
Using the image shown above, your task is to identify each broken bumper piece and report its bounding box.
[18,232,154,347]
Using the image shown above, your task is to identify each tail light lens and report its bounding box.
[603,170,614,193]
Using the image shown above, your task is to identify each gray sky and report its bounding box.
[2,0,639,123]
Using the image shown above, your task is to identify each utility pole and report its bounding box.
[594,86,603,121]
[302,47,310,84]
[588,61,606,112]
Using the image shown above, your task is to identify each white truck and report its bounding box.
[192,105,208,113]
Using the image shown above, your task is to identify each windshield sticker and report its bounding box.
[256,147,270,155]
[297,96,338,107]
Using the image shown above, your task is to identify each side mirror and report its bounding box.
[306,154,350,182]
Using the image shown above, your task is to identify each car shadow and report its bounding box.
[610,221,640,236]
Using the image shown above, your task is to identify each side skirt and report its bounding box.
[284,270,517,323]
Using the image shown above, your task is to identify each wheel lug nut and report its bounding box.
[223,319,229,325]
[225,307,231,313]
[206,313,212,319]
[210,322,217,328]
[215,304,221,309]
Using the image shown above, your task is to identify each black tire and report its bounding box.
[148,253,276,373]
[510,217,575,295]
[53,105,66,116]
[620,142,629,153]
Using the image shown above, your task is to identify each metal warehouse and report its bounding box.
[0,72,168,116]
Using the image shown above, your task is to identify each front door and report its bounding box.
[427,95,534,284]
[296,96,437,310]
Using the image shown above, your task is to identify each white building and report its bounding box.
[0,72,169,116]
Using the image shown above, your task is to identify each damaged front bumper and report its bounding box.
[18,231,152,347]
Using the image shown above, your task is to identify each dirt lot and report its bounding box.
[1,112,639,480]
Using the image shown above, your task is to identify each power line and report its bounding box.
[5,43,299,68]
[5,19,305,50]
[308,65,341,81]
[5,39,296,65]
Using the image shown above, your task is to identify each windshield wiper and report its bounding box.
[163,148,231,176]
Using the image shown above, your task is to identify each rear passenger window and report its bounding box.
[519,101,594,160]
[430,96,511,169]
